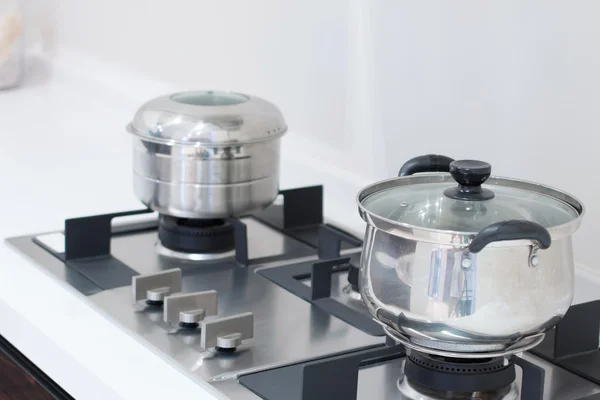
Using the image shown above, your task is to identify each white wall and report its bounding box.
[52,1,600,269]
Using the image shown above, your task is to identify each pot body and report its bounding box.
[132,137,281,218]
[359,223,575,353]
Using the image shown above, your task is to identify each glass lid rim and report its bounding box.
[356,172,584,235]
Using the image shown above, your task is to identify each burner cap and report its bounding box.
[158,215,235,254]
[404,351,515,393]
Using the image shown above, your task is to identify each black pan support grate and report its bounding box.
[240,344,405,400]
[239,343,546,400]
[64,208,154,260]
[60,186,329,264]
[33,186,362,293]
[252,185,362,250]
[530,300,600,386]
[259,225,383,336]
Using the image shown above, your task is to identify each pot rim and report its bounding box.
[126,123,287,147]
[356,172,585,246]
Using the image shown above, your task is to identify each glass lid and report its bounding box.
[127,90,287,146]
[360,160,581,233]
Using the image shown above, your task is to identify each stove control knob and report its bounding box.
[132,268,182,306]
[163,290,218,329]
[200,312,254,352]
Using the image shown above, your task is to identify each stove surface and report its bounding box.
[91,229,378,381]
[7,220,377,378]
[6,191,600,400]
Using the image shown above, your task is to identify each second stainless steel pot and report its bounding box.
[127,91,287,219]
[357,155,584,357]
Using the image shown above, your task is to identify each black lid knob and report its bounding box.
[449,160,491,186]
[444,160,495,201]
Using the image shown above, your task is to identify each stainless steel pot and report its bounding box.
[127,90,287,219]
[357,155,584,358]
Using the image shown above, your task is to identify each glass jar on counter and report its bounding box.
[0,0,24,89]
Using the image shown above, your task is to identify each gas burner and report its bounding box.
[397,351,518,400]
[156,242,235,261]
[157,215,235,258]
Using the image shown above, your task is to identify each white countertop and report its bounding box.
[1,53,599,400]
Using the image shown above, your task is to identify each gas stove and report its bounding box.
[6,185,600,399]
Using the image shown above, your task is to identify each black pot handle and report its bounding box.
[469,220,552,253]
[398,154,455,177]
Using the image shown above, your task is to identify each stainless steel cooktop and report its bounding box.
[6,187,600,400]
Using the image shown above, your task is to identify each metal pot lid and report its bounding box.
[359,159,583,233]
[127,90,287,146]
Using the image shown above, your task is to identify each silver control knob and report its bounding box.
[180,309,205,324]
[132,269,182,306]
[163,290,218,329]
[200,312,254,352]
[147,287,170,302]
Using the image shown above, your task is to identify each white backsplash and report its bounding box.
[51,0,600,270]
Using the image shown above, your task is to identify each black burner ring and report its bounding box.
[404,351,515,393]
[179,322,199,329]
[158,215,235,254]
[215,346,237,354]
